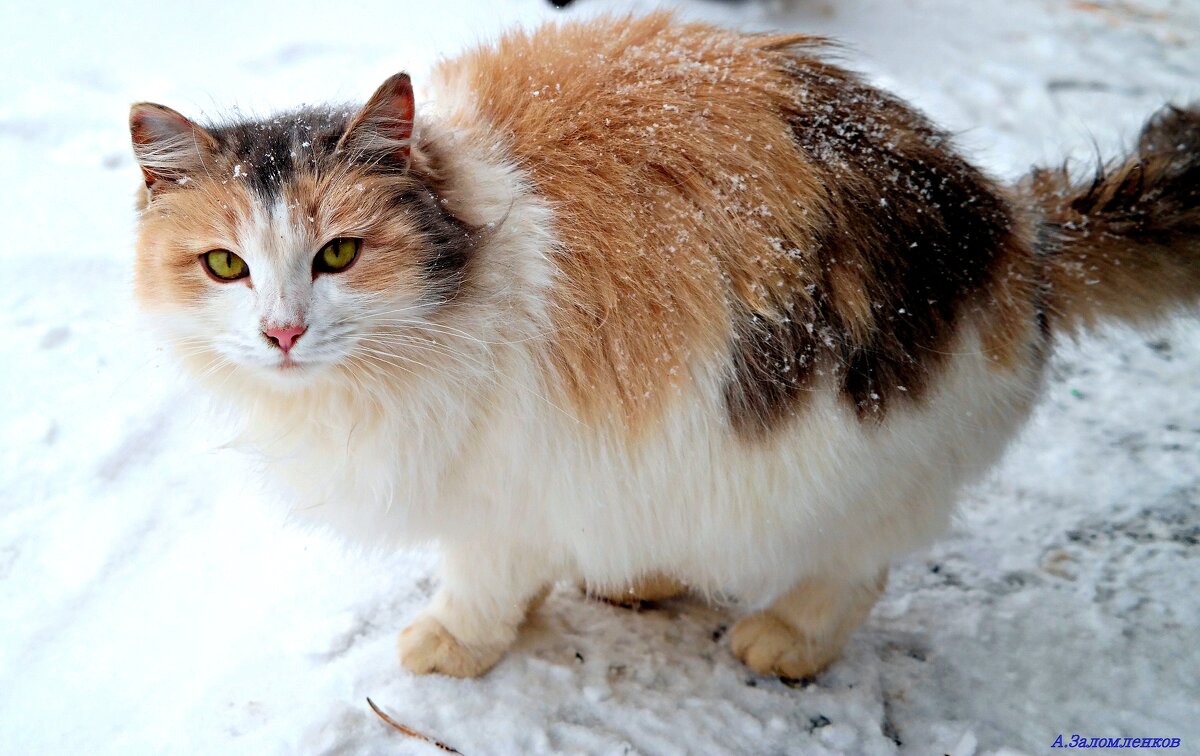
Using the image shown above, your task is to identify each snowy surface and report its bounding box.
[2,0,1198,753]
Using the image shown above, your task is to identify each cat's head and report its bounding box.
[130,74,477,394]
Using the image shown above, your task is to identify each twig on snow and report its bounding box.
[366,697,463,754]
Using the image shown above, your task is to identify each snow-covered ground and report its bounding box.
[2,0,1197,753]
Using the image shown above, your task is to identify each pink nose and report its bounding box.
[263,324,306,353]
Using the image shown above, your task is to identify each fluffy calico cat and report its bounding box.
[129,14,1199,680]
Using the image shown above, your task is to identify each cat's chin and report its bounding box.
[249,358,330,391]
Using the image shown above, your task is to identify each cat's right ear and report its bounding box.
[129,103,217,192]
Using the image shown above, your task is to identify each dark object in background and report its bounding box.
[550,0,746,5]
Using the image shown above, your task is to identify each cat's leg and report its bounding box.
[399,542,555,677]
[585,572,688,607]
[730,569,887,679]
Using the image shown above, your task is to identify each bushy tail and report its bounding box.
[1025,105,1200,333]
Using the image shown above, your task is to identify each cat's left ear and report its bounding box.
[337,72,415,167]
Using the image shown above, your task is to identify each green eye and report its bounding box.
[202,249,248,281]
[314,238,360,273]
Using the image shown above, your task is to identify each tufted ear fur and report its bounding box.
[129,103,218,191]
[336,72,415,167]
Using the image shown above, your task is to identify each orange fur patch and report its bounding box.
[135,175,251,309]
[444,14,832,430]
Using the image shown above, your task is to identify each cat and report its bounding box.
[129,13,1200,680]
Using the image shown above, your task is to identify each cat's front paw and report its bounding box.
[729,612,838,681]
[398,614,506,678]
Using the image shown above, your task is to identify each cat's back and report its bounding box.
[436,13,1042,439]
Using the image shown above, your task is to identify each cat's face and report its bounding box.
[130,74,474,391]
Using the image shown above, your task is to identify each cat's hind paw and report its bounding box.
[729,612,838,681]
[584,573,688,608]
[398,614,505,678]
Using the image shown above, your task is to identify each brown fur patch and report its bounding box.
[766,58,1035,424]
